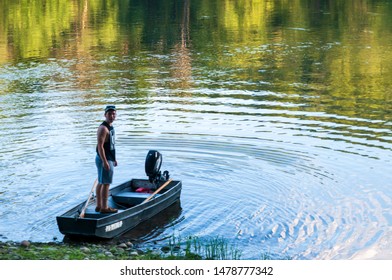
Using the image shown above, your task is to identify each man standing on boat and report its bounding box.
[95,105,118,213]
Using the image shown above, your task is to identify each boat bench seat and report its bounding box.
[112,192,161,205]
[83,208,124,218]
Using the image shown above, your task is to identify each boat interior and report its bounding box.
[81,179,169,219]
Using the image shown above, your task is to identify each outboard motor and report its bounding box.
[145,150,170,185]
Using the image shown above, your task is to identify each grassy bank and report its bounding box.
[0,236,242,260]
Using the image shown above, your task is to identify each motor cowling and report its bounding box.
[145,150,169,183]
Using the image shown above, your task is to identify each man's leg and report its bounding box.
[101,184,110,209]
[100,183,117,213]
[95,183,103,211]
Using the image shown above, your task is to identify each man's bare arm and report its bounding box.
[97,125,110,170]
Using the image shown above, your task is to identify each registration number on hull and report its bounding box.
[105,221,123,232]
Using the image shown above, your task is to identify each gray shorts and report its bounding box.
[95,155,114,184]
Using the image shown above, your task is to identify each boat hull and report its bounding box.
[56,179,181,239]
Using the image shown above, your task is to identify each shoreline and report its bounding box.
[0,235,244,260]
[0,240,194,260]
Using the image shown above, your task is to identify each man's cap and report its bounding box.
[105,105,116,113]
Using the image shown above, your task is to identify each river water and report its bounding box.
[0,0,391,260]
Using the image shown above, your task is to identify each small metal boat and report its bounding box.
[56,150,182,239]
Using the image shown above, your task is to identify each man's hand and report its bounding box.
[103,161,110,171]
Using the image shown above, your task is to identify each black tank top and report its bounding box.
[96,121,116,161]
